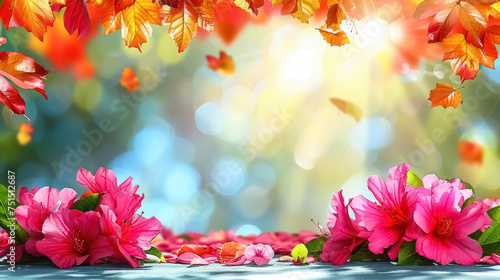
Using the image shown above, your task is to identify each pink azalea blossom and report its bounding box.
[77,167,138,196]
[421,174,473,210]
[97,202,162,268]
[15,186,77,256]
[483,198,500,210]
[244,244,274,265]
[36,209,109,268]
[320,190,371,265]
[350,163,418,259]
[414,184,492,265]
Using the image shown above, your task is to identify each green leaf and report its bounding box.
[478,206,500,246]
[397,240,433,265]
[69,193,102,212]
[469,229,482,241]
[143,245,166,263]
[0,184,29,245]
[481,241,500,256]
[406,170,423,188]
[460,180,475,209]
[304,237,326,261]
[349,241,387,261]
[291,243,308,264]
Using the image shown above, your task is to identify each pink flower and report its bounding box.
[77,167,138,196]
[483,198,500,210]
[320,190,371,265]
[414,184,492,265]
[0,229,12,258]
[244,244,274,265]
[421,174,473,209]
[97,198,162,268]
[36,209,109,268]
[15,186,77,256]
[350,163,418,259]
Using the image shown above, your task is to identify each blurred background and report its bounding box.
[1,10,500,236]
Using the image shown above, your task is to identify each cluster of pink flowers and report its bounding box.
[321,163,493,265]
[9,167,162,268]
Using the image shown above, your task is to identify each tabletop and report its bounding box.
[2,258,500,280]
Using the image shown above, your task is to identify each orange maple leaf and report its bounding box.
[120,67,139,92]
[0,0,55,41]
[101,0,162,51]
[428,83,463,108]
[457,140,483,165]
[206,51,235,75]
[160,0,215,53]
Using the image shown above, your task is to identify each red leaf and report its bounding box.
[0,52,49,98]
[63,0,91,39]
[0,75,25,114]
[206,51,234,75]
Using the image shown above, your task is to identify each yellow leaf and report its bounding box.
[330,97,362,122]
[101,0,162,51]
[160,0,214,53]
[292,0,320,23]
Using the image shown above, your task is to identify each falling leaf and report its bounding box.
[101,0,162,51]
[329,97,362,122]
[220,241,245,263]
[0,0,55,41]
[120,68,139,92]
[458,140,483,165]
[160,0,215,53]
[428,83,463,108]
[17,123,34,145]
[0,49,49,116]
[318,24,350,47]
[206,51,235,75]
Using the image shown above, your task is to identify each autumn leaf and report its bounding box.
[234,0,264,15]
[0,49,49,116]
[326,3,346,27]
[458,140,483,165]
[63,0,91,39]
[120,68,140,92]
[329,97,362,122]
[414,0,489,47]
[428,83,463,108]
[271,0,320,23]
[0,0,55,41]
[160,0,215,53]
[206,51,235,75]
[101,0,162,51]
[319,24,350,47]
[17,123,34,145]
[213,0,252,45]
[442,33,496,82]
